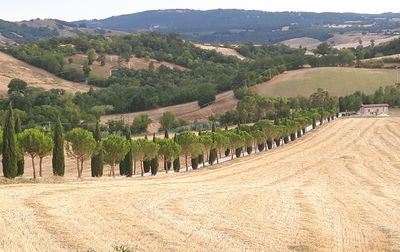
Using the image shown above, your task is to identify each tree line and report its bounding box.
[339,84,400,112]
[2,101,338,179]
[2,33,355,118]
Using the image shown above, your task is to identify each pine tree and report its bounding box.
[52,117,65,176]
[91,122,103,177]
[150,133,159,176]
[119,158,126,176]
[15,115,24,176]
[2,104,17,179]
[122,128,133,177]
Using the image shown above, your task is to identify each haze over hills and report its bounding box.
[74,9,400,43]
[1,9,400,45]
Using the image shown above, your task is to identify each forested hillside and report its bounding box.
[2,32,399,132]
[0,19,57,44]
[1,34,312,115]
[75,9,400,44]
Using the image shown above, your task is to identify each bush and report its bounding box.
[234,87,254,100]
[113,244,137,252]
[197,85,216,107]
[131,115,151,134]
[59,67,85,82]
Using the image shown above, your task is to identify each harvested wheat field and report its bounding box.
[194,44,246,60]
[1,117,400,251]
[252,67,398,97]
[0,52,92,94]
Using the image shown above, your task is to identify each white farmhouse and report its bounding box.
[358,104,389,116]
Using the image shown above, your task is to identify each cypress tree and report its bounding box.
[119,159,126,176]
[224,125,230,157]
[164,130,172,171]
[235,148,242,158]
[150,133,159,176]
[246,146,253,155]
[266,139,273,150]
[143,135,151,173]
[122,129,133,177]
[91,121,103,177]
[191,157,199,169]
[320,110,324,125]
[173,134,180,172]
[198,130,204,165]
[209,123,217,165]
[15,115,24,176]
[52,117,65,176]
[2,104,17,179]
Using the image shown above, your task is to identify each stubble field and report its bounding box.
[0,117,399,251]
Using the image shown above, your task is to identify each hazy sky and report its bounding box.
[2,0,400,22]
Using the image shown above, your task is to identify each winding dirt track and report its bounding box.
[1,117,400,251]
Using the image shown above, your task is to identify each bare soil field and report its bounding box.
[101,91,237,132]
[194,44,246,60]
[329,32,399,49]
[0,117,399,251]
[280,37,322,49]
[252,67,398,97]
[0,52,91,94]
[67,54,189,79]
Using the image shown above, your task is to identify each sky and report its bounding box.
[1,0,400,22]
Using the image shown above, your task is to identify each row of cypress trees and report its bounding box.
[3,103,338,179]
[2,104,66,179]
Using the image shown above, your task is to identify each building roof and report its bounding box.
[361,104,389,108]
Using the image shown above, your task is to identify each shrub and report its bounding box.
[131,115,151,134]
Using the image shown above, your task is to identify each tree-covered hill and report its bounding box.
[2,10,400,45]
[1,33,367,116]
[75,9,400,44]
[0,19,57,44]
[0,19,126,45]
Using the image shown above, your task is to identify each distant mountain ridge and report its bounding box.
[0,18,126,45]
[1,9,400,45]
[74,9,400,43]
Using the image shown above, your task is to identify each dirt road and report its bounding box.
[0,117,400,251]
